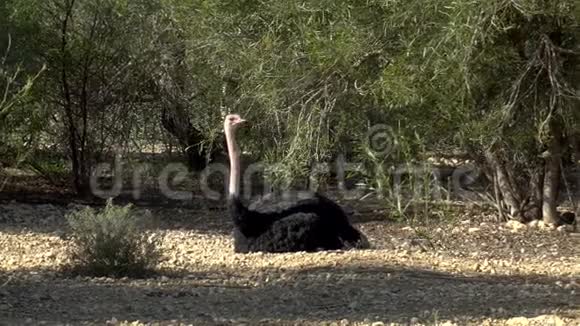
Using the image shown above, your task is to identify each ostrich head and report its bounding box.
[223,114,246,132]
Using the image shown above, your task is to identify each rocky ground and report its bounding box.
[0,200,578,326]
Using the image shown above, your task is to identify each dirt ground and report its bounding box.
[0,199,578,326]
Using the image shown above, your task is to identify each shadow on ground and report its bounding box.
[0,264,576,325]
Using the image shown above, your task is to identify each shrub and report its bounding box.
[65,199,160,278]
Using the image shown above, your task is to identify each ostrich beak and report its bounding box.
[236,118,247,125]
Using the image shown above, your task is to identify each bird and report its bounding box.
[223,113,370,253]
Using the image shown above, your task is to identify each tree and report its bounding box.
[383,0,580,223]
[7,0,168,194]
[0,34,45,175]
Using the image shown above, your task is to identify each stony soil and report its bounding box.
[0,201,578,326]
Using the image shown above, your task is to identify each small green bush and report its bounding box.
[65,199,160,278]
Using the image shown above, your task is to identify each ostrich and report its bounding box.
[224,113,369,253]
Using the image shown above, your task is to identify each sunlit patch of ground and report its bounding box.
[0,202,578,325]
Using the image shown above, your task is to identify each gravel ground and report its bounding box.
[0,201,578,326]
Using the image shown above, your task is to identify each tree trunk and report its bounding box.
[155,33,217,172]
[542,123,564,225]
[484,150,525,220]
[570,132,580,163]
[525,168,544,220]
[161,106,209,171]
[60,0,90,196]
[482,148,552,222]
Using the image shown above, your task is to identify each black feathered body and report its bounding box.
[228,192,369,253]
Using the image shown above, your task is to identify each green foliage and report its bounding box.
[0,34,46,183]
[4,0,170,181]
[171,0,407,184]
[2,0,578,200]
[65,199,160,278]
[24,151,70,186]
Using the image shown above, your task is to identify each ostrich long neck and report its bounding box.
[225,125,240,198]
